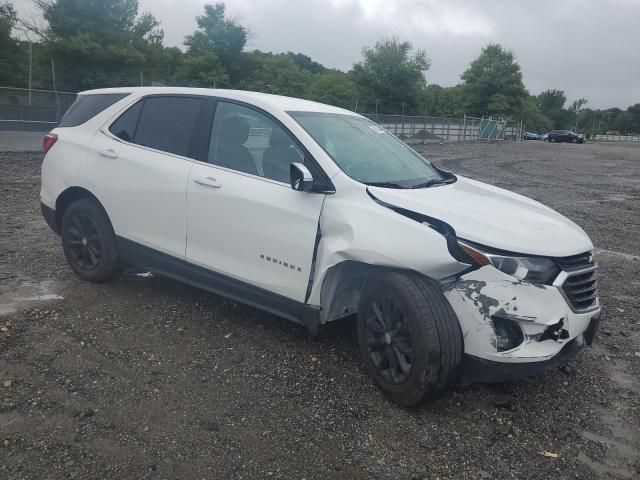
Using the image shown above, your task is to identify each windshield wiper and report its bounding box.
[366,181,406,189]
[411,178,454,189]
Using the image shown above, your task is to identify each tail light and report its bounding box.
[43,133,58,154]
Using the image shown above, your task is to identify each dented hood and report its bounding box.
[369,176,593,257]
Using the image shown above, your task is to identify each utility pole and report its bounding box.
[140,71,144,86]
[28,42,33,106]
[375,99,379,116]
[51,59,61,121]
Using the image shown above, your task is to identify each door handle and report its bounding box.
[193,176,222,188]
[99,148,118,159]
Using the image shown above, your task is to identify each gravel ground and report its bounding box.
[1,141,639,479]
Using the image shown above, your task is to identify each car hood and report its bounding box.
[369,176,593,257]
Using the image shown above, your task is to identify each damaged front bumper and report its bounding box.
[442,266,601,384]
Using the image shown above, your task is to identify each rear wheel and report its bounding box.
[357,272,463,406]
[61,198,122,282]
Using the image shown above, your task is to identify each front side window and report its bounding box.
[208,101,303,182]
[133,96,203,157]
[290,112,446,188]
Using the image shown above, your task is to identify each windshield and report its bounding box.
[289,112,448,188]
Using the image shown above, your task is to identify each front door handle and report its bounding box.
[193,176,222,188]
[99,148,118,159]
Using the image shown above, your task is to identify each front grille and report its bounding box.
[555,252,593,270]
[554,252,598,312]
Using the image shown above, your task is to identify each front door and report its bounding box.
[186,100,326,303]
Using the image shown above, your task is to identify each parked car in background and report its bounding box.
[546,130,585,143]
[522,132,540,140]
[540,133,549,141]
[40,87,601,405]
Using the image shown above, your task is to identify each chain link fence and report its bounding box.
[362,114,515,143]
[0,86,518,144]
[0,87,77,131]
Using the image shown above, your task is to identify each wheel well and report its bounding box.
[54,187,102,232]
[319,261,423,324]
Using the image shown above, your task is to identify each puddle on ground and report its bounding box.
[0,279,64,316]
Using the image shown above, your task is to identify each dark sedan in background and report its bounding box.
[546,130,586,143]
[522,131,541,140]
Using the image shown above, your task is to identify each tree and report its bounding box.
[0,1,26,87]
[352,37,430,114]
[306,69,355,109]
[461,43,527,119]
[568,97,587,131]
[184,3,248,83]
[32,0,168,90]
[287,52,326,74]
[536,89,568,129]
[236,51,311,97]
[420,84,465,117]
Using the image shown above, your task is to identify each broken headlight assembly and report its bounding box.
[458,241,560,285]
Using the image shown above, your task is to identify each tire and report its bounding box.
[61,198,123,282]
[357,272,463,406]
[550,137,556,143]
[571,138,578,143]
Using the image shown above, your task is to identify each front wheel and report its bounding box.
[357,272,463,406]
[571,138,578,143]
[550,137,556,143]
[61,198,123,282]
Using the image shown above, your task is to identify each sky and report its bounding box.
[12,0,640,109]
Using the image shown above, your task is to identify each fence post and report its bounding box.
[462,115,466,141]
[401,102,405,139]
[51,59,61,122]
[423,106,427,145]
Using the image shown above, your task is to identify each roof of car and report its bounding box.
[79,86,358,117]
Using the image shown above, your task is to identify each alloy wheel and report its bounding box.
[65,213,103,271]
[364,294,415,384]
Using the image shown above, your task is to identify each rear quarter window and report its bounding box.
[59,93,129,127]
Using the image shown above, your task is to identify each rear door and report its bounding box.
[185,100,326,303]
[88,95,205,258]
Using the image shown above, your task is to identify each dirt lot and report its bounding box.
[1,141,639,479]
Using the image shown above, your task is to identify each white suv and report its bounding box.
[40,87,601,405]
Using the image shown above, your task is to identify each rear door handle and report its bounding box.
[99,148,118,159]
[193,176,222,188]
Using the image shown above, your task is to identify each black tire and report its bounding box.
[549,137,556,143]
[61,198,122,282]
[357,272,463,406]
[571,138,578,144]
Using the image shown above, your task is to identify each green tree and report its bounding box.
[286,52,326,74]
[420,84,465,117]
[306,69,355,109]
[236,51,311,97]
[33,0,169,90]
[352,37,430,114]
[0,1,26,87]
[184,3,248,84]
[536,89,568,129]
[461,43,527,119]
[568,97,587,131]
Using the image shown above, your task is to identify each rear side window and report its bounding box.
[133,96,202,157]
[109,101,143,142]
[59,93,128,127]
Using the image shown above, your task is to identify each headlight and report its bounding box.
[459,241,560,285]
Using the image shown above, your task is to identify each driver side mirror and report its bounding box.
[290,162,314,192]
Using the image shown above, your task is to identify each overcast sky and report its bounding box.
[13,0,640,108]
